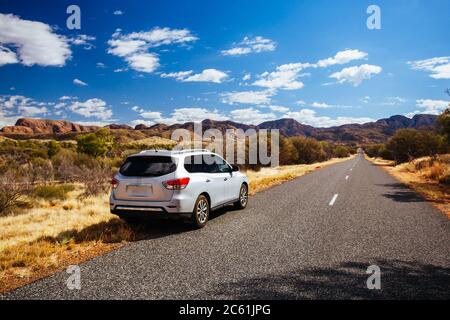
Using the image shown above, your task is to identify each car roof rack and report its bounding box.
[138,148,211,154]
[175,148,211,153]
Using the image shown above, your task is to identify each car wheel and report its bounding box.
[192,195,210,228]
[234,184,248,209]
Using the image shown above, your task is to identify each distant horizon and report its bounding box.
[2,112,439,130]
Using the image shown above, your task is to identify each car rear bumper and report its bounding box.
[109,193,194,217]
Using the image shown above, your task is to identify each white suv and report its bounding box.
[110,149,249,228]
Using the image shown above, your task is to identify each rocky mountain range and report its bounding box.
[0,114,439,144]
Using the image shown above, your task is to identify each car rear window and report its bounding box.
[120,156,176,177]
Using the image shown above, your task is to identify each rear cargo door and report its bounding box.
[113,155,176,202]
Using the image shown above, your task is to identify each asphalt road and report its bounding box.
[3,154,450,299]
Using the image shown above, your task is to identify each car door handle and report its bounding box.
[224,177,228,181]
[206,179,211,183]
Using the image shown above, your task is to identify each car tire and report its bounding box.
[234,184,248,209]
[192,194,209,228]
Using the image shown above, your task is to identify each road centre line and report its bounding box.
[329,194,338,206]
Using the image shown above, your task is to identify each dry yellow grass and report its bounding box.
[132,136,177,146]
[367,155,450,218]
[0,187,133,293]
[246,156,355,195]
[0,155,354,292]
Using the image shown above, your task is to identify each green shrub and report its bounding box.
[76,128,113,157]
[438,108,450,142]
[386,129,447,163]
[279,136,298,165]
[32,184,75,200]
[46,140,61,158]
[291,136,327,164]
[333,145,351,158]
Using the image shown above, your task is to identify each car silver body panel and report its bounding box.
[109,150,248,216]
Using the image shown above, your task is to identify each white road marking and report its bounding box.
[345,175,349,180]
[329,194,338,206]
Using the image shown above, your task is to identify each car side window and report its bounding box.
[215,156,231,173]
[184,155,200,173]
[184,155,219,173]
[202,154,220,173]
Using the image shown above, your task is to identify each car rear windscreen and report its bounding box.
[119,156,176,177]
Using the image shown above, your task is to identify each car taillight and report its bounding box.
[162,177,190,190]
[111,177,119,189]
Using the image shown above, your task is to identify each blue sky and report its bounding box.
[0,0,449,128]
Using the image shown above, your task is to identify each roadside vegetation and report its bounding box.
[366,108,450,217]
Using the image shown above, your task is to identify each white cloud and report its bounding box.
[253,63,311,90]
[309,102,352,109]
[360,96,371,103]
[222,36,276,56]
[126,27,198,47]
[230,107,276,124]
[161,69,228,83]
[0,45,18,66]
[246,49,369,90]
[168,108,228,123]
[0,95,115,125]
[126,52,159,73]
[113,10,123,15]
[17,105,48,117]
[221,90,275,105]
[130,119,155,127]
[284,108,374,127]
[75,120,114,127]
[408,56,450,79]
[316,49,368,68]
[242,73,251,81]
[183,69,228,83]
[131,106,144,113]
[107,39,148,57]
[0,95,51,125]
[161,70,193,80]
[297,100,306,105]
[0,107,16,126]
[107,27,197,73]
[96,62,106,69]
[406,99,449,117]
[140,111,162,119]
[381,96,406,106]
[223,47,251,56]
[68,34,95,50]
[73,78,88,86]
[59,96,77,101]
[0,13,71,67]
[68,98,112,120]
[136,107,228,125]
[329,64,382,86]
[269,105,289,112]
[311,102,332,109]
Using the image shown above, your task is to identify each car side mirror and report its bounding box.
[231,164,239,172]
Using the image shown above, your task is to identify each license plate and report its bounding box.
[127,184,152,197]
